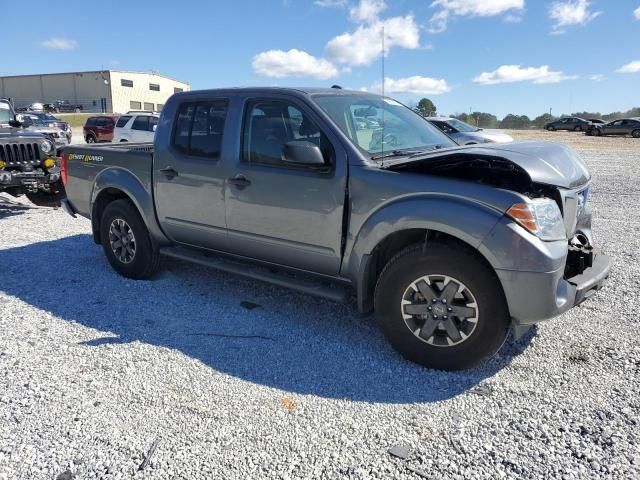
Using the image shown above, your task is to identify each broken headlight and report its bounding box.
[507,198,566,241]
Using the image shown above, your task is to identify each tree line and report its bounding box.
[411,98,640,130]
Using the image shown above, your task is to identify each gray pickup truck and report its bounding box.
[61,87,610,370]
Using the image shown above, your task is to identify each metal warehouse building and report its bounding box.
[0,70,190,114]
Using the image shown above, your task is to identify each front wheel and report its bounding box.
[547,125,555,131]
[86,135,96,143]
[374,243,510,370]
[574,125,582,132]
[100,199,160,279]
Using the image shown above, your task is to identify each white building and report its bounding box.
[0,70,190,113]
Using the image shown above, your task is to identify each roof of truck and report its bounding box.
[174,86,373,96]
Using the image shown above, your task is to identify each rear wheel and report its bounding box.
[593,128,602,136]
[374,243,510,370]
[547,125,556,131]
[632,129,640,138]
[574,125,582,132]
[100,199,160,279]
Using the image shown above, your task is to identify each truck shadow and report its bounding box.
[0,196,39,219]
[0,234,534,404]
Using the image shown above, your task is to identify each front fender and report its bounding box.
[91,167,168,246]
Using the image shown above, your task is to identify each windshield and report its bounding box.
[312,94,456,158]
[446,118,479,133]
[0,102,12,124]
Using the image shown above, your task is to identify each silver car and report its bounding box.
[427,117,513,145]
[22,114,69,151]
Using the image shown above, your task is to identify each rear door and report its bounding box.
[153,99,230,250]
[223,96,346,275]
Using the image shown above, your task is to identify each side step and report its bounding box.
[160,246,351,303]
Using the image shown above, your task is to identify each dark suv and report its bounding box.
[83,116,118,143]
[545,117,591,132]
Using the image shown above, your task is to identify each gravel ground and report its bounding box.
[1,132,639,479]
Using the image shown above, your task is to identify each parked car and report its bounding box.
[113,113,159,143]
[60,87,611,371]
[21,114,69,152]
[426,117,514,144]
[44,100,83,113]
[587,118,605,125]
[25,111,72,142]
[83,116,119,143]
[0,98,65,206]
[586,118,640,138]
[544,117,591,132]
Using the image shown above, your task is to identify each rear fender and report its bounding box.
[91,167,168,246]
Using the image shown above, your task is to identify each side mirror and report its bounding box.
[282,141,326,167]
[9,114,25,128]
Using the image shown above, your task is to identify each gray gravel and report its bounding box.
[1,134,639,479]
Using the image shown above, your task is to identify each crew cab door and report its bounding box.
[224,97,347,275]
[153,99,230,250]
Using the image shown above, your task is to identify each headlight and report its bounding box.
[507,198,566,241]
[40,140,53,154]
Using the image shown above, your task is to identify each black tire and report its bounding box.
[593,128,602,136]
[86,135,96,144]
[547,125,556,131]
[99,199,160,279]
[574,125,582,132]
[374,243,510,371]
[632,130,640,139]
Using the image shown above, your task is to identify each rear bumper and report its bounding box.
[497,250,611,326]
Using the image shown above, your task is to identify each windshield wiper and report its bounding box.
[371,149,426,160]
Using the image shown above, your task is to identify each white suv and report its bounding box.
[113,113,159,143]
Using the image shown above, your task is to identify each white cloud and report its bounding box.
[371,76,452,95]
[40,38,77,50]
[252,49,338,79]
[548,0,601,34]
[314,0,346,7]
[617,61,640,74]
[326,15,420,67]
[428,0,525,33]
[589,74,604,82]
[349,0,386,23]
[634,6,640,20]
[473,65,578,85]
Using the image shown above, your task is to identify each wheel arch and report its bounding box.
[347,197,504,314]
[90,169,168,247]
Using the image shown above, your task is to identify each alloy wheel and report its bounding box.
[401,274,479,347]
[108,218,137,264]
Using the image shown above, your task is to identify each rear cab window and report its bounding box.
[172,100,228,159]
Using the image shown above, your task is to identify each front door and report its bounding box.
[154,99,230,250]
[224,98,346,275]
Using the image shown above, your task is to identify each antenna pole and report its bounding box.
[381,25,385,161]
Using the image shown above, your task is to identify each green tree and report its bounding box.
[500,114,531,129]
[532,113,556,128]
[470,112,499,128]
[414,98,437,117]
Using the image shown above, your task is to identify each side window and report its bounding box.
[148,116,158,132]
[172,101,228,159]
[116,116,131,128]
[85,118,96,127]
[132,116,150,131]
[242,100,333,167]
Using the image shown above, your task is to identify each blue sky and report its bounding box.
[2,0,639,118]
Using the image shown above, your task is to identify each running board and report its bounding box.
[160,246,350,303]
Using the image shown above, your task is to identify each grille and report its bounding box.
[0,142,42,166]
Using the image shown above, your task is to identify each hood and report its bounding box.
[382,141,591,189]
[476,129,514,143]
[0,126,45,140]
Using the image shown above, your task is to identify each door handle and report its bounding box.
[159,166,178,177]
[227,175,251,188]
